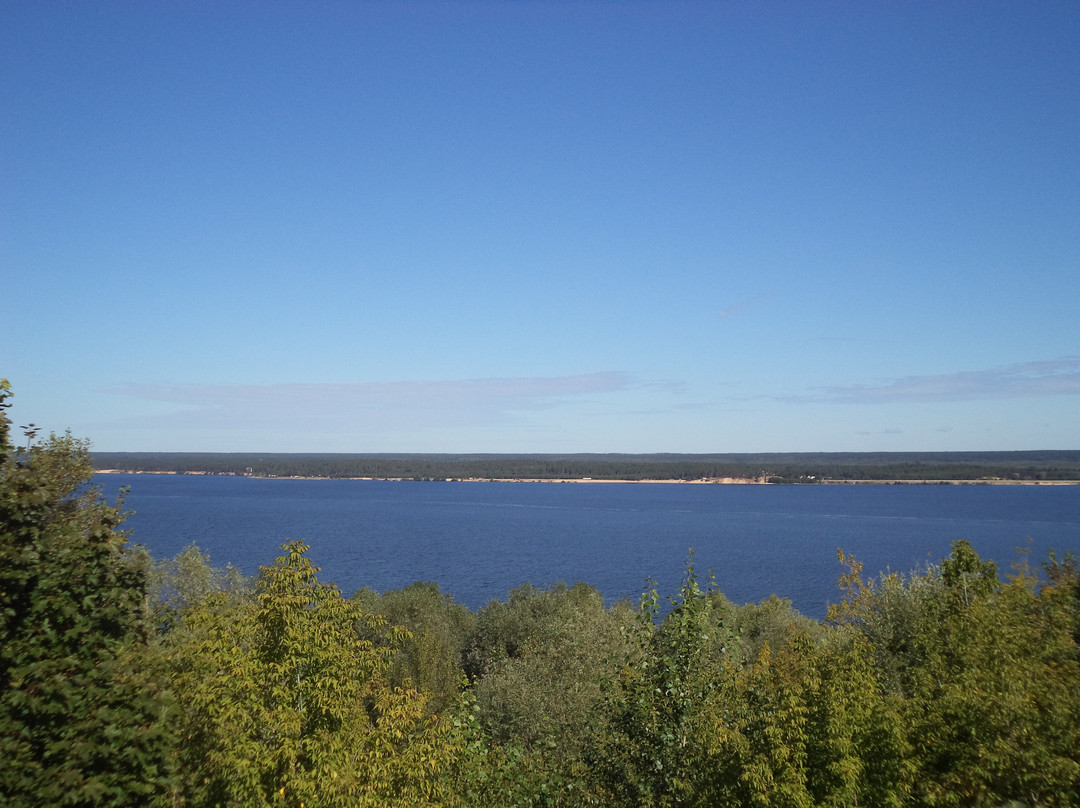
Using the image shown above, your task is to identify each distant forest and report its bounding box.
[91,450,1080,482]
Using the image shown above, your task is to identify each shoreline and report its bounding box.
[92,470,1079,485]
[92,470,766,484]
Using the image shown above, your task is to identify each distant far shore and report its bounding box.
[92,469,1079,486]
[92,470,766,484]
[90,451,1080,484]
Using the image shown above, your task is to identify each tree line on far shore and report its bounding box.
[92,449,1080,482]
[5,383,1080,807]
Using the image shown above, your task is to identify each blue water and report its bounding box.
[96,475,1080,619]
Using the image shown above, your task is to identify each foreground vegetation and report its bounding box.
[5,383,1080,806]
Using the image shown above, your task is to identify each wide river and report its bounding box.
[96,474,1080,619]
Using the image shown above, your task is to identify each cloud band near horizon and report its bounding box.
[800,357,1080,405]
[110,372,636,431]
[105,356,1079,439]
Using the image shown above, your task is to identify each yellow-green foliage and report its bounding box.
[161,541,460,807]
[824,541,1080,808]
[905,545,1080,806]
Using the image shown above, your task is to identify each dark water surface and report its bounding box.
[97,475,1080,619]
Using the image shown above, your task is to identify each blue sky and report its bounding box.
[3,1,1078,453]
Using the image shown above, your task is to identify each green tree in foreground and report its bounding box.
[137,542,252,634]
[833,540,1080,807]
[465,582,628,761]
[595,557,912,808]
[355,581,476,717]
[906,543,1080,807]
[161,540,461,807]
[0,380,175,806]
[595,561,726,807]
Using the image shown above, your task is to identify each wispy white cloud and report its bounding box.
[793,357,1080,404]
[110,373,636,432]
